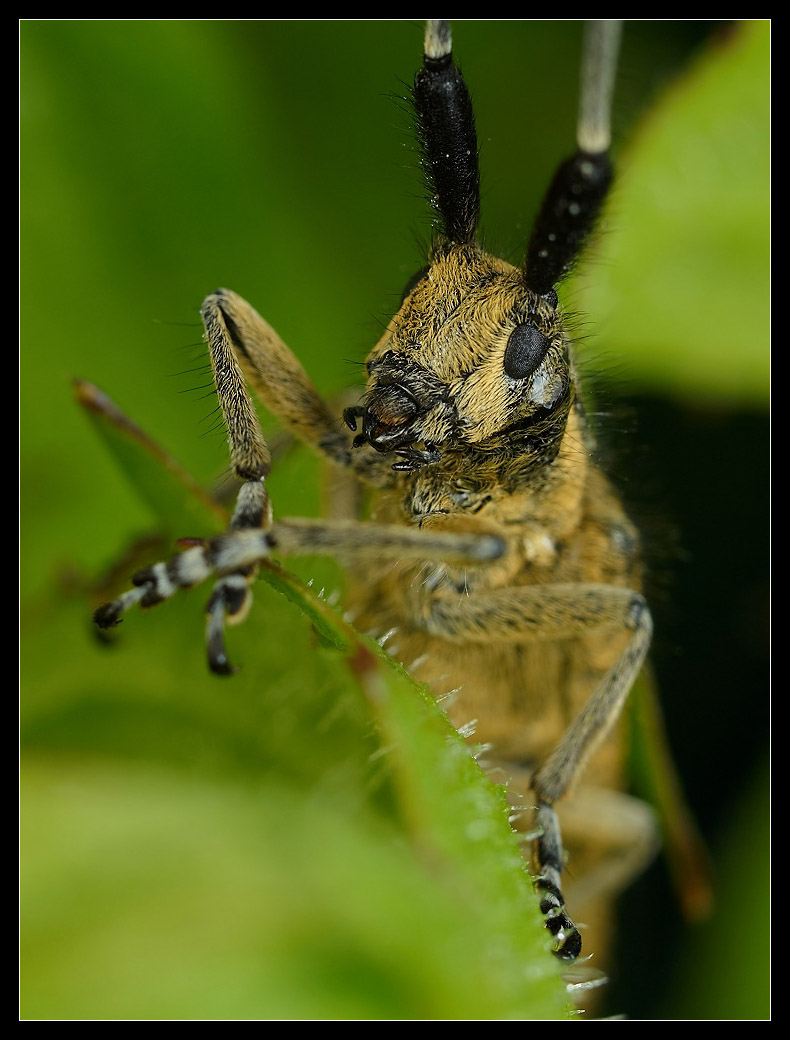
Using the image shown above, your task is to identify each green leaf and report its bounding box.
[573,21,770,406]
[74,379,228,535]
[21,585,571,1020]
[21,755,561,1020]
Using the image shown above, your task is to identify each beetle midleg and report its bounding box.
[490,759,659,956]
[551,786,659,912]
[419,584,651,799]
[415,581,652,957]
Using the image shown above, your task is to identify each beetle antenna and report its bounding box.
[524,20,622,297]
[413,19,480,245]
[577,19,622,154]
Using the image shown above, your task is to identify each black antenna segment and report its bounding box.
[413,19,481,245]
[525,20,622,297]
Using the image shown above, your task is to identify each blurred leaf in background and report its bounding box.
[21,20,768,1020]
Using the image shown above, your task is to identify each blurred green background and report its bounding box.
[21,20,769,1020]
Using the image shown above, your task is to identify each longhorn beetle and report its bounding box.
[95,20,662,964]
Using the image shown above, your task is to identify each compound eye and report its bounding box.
[503,323,551,380]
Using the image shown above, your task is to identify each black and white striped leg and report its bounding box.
[204,566,255,675]
[204,478,272,674]
[93,479,273,674]
[534,801,583,960]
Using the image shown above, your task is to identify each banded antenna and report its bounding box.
[413,19,480,245]
[525,20,622,297]
[413,20,622,294]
